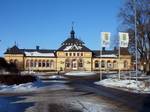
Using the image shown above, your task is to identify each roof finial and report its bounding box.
[15,41,17,46]
[70,21,75,38]
[14,41,19,47]
[72,21,74,30]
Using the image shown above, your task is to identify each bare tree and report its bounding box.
[118,0,150,73]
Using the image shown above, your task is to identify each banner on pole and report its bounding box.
[119,32,129,47]
[101,32,110,47]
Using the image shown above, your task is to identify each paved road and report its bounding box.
[0,80,136,112]
[68,80,150,112]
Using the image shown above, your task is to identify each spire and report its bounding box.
[70,22,75,38]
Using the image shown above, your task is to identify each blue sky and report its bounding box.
[0,0,123,56]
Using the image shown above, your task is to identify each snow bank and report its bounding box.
[65,71,96,76]
[48,75,67,79]
[0,80,44,92]
[95,79,150,93]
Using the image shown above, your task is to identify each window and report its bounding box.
[65,59,70,68]
[9,59,13,63]
[34,60,37,67]
[69,53,72,56]
[66,53,68,56]
[101,60,105,68]
[81,53,83,56]
[50,60,54,69]
[113,60,117,68]
[95,60,99,68]
[30,60,34,67]
[14,59,18,65]
[42,60,45,67]
[78,59,83,68]
[73,53,76,56]
[26,60,30,67]
[107,60,112,68]
[124,60,128,68]
[38,60,41,67]
[46,60,49,67]
[77,53,80,56]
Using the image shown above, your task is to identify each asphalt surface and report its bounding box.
[0,79,149,112]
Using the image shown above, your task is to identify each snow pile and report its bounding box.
[0,80,44,92]
[48,75,67,79]
[65,71,96,76]
[95,78,150,93]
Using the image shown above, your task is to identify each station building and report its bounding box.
[4,28,131,72]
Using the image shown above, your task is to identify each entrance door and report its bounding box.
[72,60,77,70]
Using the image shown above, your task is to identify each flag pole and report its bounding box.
[100,47,102,80]
[101,32,110,80]
[134,0,138,82]
[100,32,102,81]
[118,41,121,80]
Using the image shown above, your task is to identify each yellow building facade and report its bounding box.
[4,29,131,72]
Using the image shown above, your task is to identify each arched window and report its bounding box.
[95,60,99,68]
[65,59,70,68]
[46,60,49,67]
[107,60,112,68]
[26,60,30,68]
[30,60,34,67]
[113,60,118,68]
[50,60,54,69]
[14,59,18,65]
[42,60,45,67]
[78,59,83,68]
[34,60,37,67]
[9,59,13,63]
[38,60,41,67]
[101,60,105,68]
[124,60,128,68]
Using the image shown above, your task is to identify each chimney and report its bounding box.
[36,46,40,50]
[102,47,105,51]
[114,47,117,51]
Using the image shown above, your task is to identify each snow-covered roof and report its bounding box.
[25,51,55,57]
[63,45,82,51]
[97,54,117,58]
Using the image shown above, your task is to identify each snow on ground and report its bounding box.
[95,78,150,93]
[0,79,71,93]
[0,80,44,93]
[48,75,67,79]
[65,71,96,76]
[106,71,150,80]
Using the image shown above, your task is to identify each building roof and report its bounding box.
[57,28,91,52]
[22,49,56,57]
[5,46,56,57]
[21,49,56,53]
[24,51,55,57]
[57,44,91,52]
[4,28,130,57]
[92,48,130,58]
[4,45,24,54]
[62,37,85,45]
